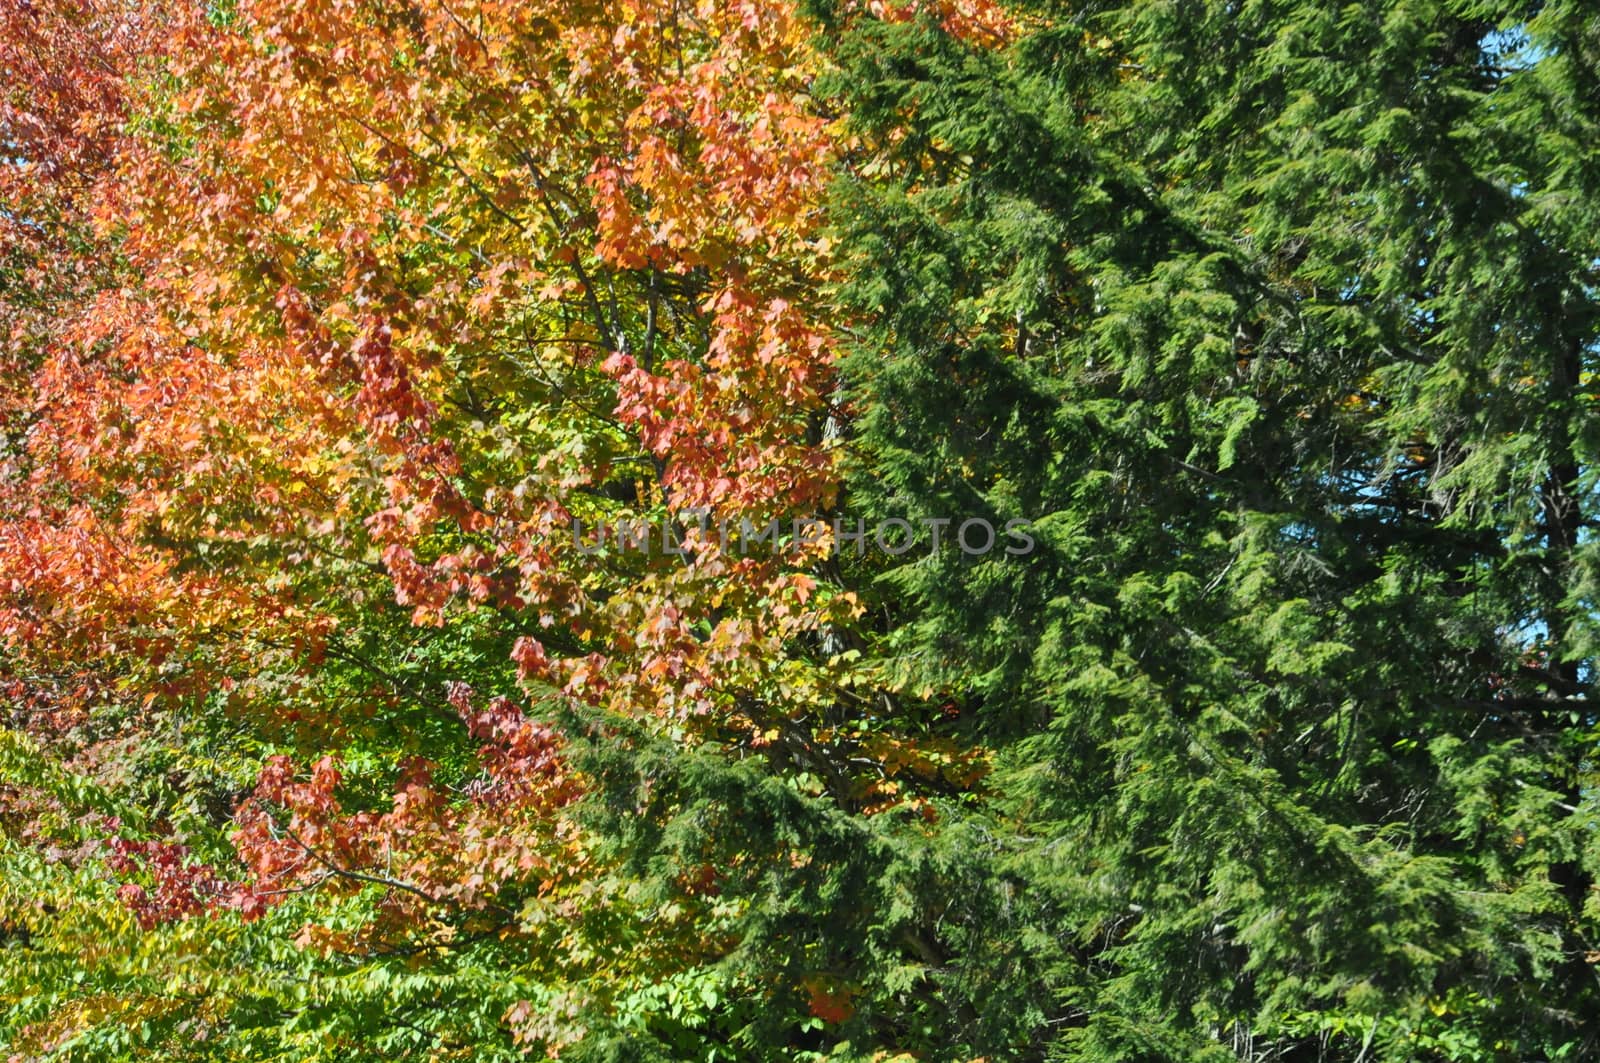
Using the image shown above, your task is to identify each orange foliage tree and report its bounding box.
[1,0,1011,1055]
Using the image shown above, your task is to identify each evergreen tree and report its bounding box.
[815,0,1600,1057]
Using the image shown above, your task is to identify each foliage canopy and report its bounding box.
[4,0,1600,1059]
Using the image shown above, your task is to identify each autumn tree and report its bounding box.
[0,0,946,1056]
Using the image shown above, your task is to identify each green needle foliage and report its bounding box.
[811,0,1600,1057]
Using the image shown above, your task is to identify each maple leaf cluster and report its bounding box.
[0,0,1015,1054]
